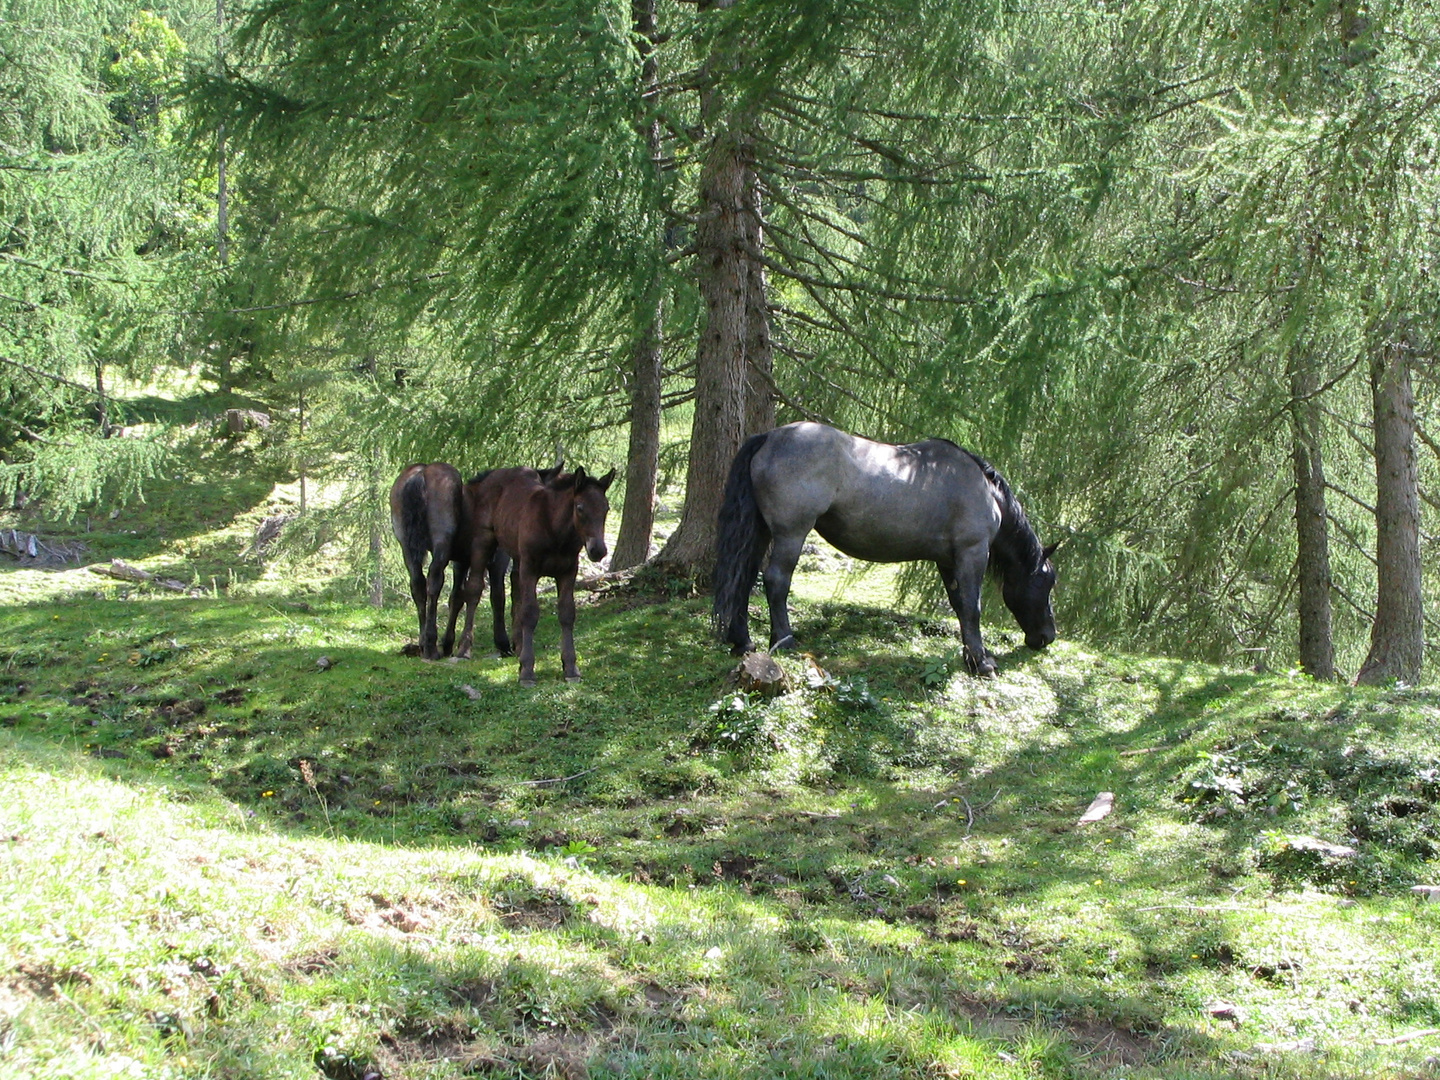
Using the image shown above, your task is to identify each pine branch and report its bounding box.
[1325,481,1376,517]
[1325,511,1378,568]
[0,354,102,398]
[0,252,140,286]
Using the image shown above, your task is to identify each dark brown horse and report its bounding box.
[390,462,554,660]
[458,466,614,685]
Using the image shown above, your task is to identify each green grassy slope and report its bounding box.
[2,558,1439,1078]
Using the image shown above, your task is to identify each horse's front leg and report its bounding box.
[763,533,806,651]
[556,568,580,682]
[514,562,542,687]
[441,558,469,657]
[489,549,512,656]
[940,551,995,676]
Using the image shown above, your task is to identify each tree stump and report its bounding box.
[733,652,788,697]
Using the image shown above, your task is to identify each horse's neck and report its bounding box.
[542,492,579,550]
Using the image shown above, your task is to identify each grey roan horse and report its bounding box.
[712,422,1057,675]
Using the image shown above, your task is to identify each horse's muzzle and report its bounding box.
[586,541,608,563]
[1026,630,1055,650]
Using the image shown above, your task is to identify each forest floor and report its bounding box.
[2,470,1440,1079]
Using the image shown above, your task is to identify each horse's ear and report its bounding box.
[597,468,616,491]
[1042,539,1062,561]
[573,465,587,483]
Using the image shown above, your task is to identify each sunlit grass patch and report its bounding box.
[5,543,1440,1077]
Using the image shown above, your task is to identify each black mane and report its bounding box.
[956,447,1046,576]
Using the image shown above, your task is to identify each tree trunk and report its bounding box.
[95,361,111,438]
[611,0,664,571]
[612,309,663,569]
[366,351,384,607]
[1288,353,1334,679]
[215,0,232,393]
[1356,329,1424,684]
[655,120,760,575]
[743,182,775,437]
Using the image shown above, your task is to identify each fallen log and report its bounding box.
[90,559,202,595]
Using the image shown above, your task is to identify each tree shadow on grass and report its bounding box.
[0,591,1429,1077]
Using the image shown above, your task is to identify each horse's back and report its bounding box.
[390,462,465,555]
[467,467,546,548]
[750,423,999,565]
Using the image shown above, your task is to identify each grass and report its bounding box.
[2,475,1440,1077]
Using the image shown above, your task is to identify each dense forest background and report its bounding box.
[2,0,1437,682]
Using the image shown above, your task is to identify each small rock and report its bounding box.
[1077,792,1115,825]
[460,683,482,700]
[1411,885,1440,903]
[507,818,530,829]
[1282,835,1356,858]
[315,656,334,671]
[1251,1037,1317,1056]
[732,652,788,697]
[1207,1001,1245,1024]
[703,946,723,960]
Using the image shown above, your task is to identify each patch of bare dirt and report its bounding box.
[345,893,436,935]
[4,960,92,999]
[494,894,571,931]
[377,1021,490,1077]
[285,947,340,976]
[711,854,759,884]
[950,994,1161,1071]
[499,1032,598,1080]
[443,977,496,1009]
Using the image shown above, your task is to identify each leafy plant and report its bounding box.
[918,649,962,690]
[835,676,880,711]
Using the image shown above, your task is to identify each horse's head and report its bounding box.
[568,466,615,563]
[1001,541,1058,651]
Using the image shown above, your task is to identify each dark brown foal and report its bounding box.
[458,466,614,685]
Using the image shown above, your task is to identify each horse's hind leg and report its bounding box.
[513,562,542,687]
[441,558,468,657]
[422,541,453,660]
[763,532,806,651]
[940,552,995,676]
[454,539,491,660]
[405,556,428,652]
[490,550,513,656]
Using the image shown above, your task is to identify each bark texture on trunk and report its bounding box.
[1288,354,1335,679]
[1356,332,1425,685]
[743,183,775,438]
[656,119,761,574]
[612,314,663,569]
[611,0,665,571]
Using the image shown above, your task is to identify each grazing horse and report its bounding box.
[459,466,615,685]
[712,422,1057,675]
[389,462,556,660]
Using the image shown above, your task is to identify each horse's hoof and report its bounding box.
[771,634,798,652]
[729,641,754,657]
[564,674,582,684]
[454,648,472,661]
[519,675,537,688]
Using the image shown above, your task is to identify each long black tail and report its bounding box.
[398,472,431,572]
[712,432,771,647]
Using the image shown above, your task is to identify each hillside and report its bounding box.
[2,531,1439,1078]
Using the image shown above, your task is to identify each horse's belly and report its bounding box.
[814,513,947,564]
